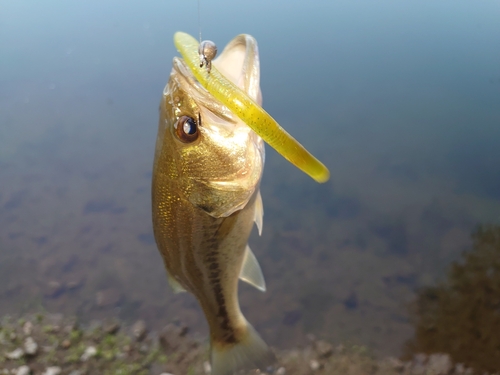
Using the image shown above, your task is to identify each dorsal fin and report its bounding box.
[239,245,266,292]
[254,190,264,236]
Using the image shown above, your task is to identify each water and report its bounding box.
[1,0,500,363]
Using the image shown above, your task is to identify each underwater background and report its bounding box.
[1,0,500,364]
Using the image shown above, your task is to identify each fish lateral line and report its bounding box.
[173,31,330,183]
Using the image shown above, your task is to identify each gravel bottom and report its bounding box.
[0,314,482,375]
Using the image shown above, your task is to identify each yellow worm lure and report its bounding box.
[174,32,330,183]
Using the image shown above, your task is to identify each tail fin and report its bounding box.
[211,323,276,375]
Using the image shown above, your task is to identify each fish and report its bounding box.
[152,34,275,375]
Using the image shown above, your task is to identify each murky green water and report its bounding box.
[1,0,500,367]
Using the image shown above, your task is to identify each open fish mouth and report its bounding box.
[174,31,330,184]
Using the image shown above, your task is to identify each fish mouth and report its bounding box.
[172,34,262,124]
[212,34,262,105]
[170,35,265,218]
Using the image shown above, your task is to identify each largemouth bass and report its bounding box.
[152,34,274,375]
[153,32,329,375]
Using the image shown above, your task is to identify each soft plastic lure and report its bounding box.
[174,32,330,183]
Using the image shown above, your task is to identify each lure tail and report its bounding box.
[210,322,276,375]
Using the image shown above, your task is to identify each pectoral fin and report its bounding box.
[239,245,266,292]
[168,273,186,293]
[254,191,264,236]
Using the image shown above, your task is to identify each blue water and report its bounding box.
[1,0,500,358]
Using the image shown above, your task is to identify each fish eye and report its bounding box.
[175,115,199,143]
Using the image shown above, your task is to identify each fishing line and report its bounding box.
[197,0,202,44]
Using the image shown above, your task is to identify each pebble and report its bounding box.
[315,340,333,359]
[131,320,148,341]
[80,346,97,361]
[309,359,320,371]
[335,344,345,354]
[95,288,122,307]
[22,322,33,336]
[60,339,71,349]
[66,280,83,291]
[158,324,188,352]
[276,367,286,375]
[455,363,465,374]
[42,367,61,375]
[63,322,79,333]
[411,353,428,375]
[203,361,211,374]
[44,281,65,298]
[159,373,175,375]
[104,322,120,335]
[386,357,404,372]
[5,348,24,360]
[24,337,38,356]
[413,353,427,366]
[427,353,453,375]
[15,366,30,375]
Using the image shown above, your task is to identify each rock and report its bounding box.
[42,367,61,375]
[315,340,333,359]
[159,373,175,375]
[80,346,97,361]
[95,288,122,307]
[131,320,148,341]
[22,322,33,335]
[63,321,79,333]
[24,337,38,356]
[66,279,83,291]
[68,371,84,375]
[178,325,189,337]
[411,353,428,375]
[159,323,189,352]
[309,359,320,371]
[5,348,24,360]
[454,363,465,374]
[203,361,211,374]
[276,367,286,375]
[335,344,345,354]
[427,353,452,375]
[15,366,30,375]
[413,353,427,366]
[386,357,404,372]
[306,334,316,342]
[46,314,64,327]
[44,281,65,298]
[104,322,120,335]
[60,339,71,349]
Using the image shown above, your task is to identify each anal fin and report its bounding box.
[239,245,266,292]
[167,273,186,293]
